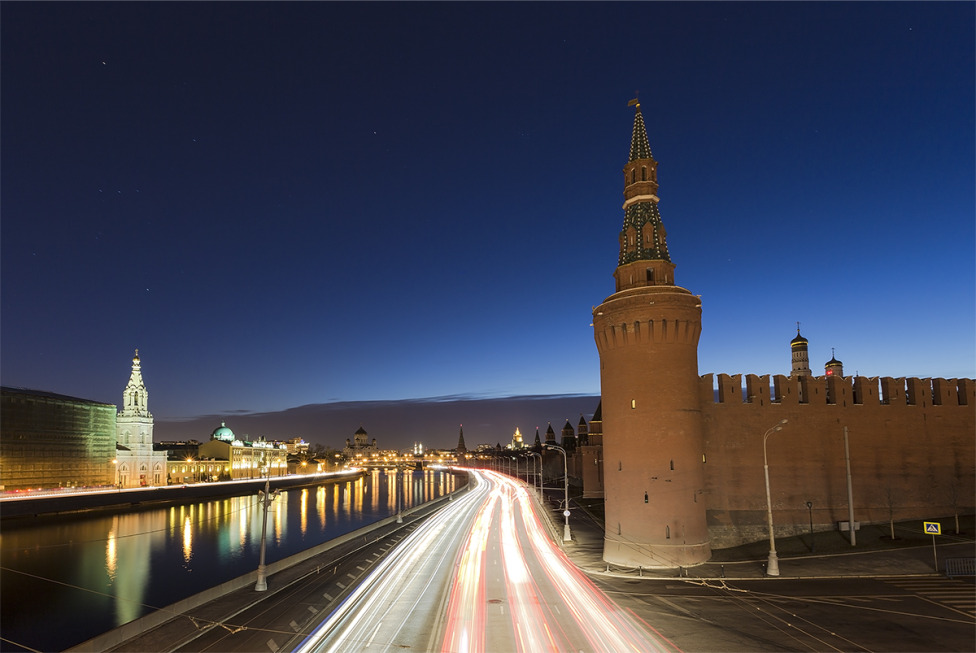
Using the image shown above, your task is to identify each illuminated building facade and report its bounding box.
[0,387,116,490]
[507,427,524,450]
[343,426,378,460]
[115,350,168,487]
[198,422,287,479]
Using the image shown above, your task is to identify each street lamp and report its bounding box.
[112,459,120,490]
[527,452,542,497]
[254,478,280,591]
[763,418,789,576]
[396,467,403,523]
[545,444,572,542]
[806,501,815,552]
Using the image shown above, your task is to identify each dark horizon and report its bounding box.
[153,393,602,452]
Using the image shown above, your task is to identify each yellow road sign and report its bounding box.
[923,521,941,535]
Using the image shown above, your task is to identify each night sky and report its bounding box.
[2,3,973,440]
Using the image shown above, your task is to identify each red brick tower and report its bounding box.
[592,101,710,568]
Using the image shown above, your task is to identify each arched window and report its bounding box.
[641,166,647,181]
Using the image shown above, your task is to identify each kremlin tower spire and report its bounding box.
[592,101,709,569]
[456,425,467,456]
[615,99,674,294]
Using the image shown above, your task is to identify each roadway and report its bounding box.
[98,470,973,653]
[293,469,671,653]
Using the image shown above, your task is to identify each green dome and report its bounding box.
[212,421,235,442]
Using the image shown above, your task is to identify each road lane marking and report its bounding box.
[366,622,382,648]
[323,592,334,601]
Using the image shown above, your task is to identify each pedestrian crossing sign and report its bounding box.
[923,521,941,535]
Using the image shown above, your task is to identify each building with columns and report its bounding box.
[115,350,167,487]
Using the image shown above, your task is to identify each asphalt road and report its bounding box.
[291,470,667,652]
[591,574,975,652]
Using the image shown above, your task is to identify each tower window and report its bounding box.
[646,269,654,283]
[666,525,671,539]
[670,459,674,471]
[641,166,647,181]
[631,169,636,184]
[631,399,636,409]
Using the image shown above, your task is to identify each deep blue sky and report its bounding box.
[3,2,973,426]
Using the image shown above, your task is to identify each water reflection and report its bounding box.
[182,514,193,563]
[0,469,459,653]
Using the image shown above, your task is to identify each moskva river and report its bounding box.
[0,468,458,652]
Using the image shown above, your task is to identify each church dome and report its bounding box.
[212,422,235,442]
[825,355,844,377]
[791,332,808,347]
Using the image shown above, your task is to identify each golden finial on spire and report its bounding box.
[628,91,640,108]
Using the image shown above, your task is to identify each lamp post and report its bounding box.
[254,477,279,591]
[806,500,815,552]
[527,452,542,498]
[546,444,572,542]
[396,467,403,523]
[763,419,788,576]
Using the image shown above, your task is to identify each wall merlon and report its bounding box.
[880,377,904,405]
[745,374,770,406]
[958,378,974,406]
[714,373,742,404]
[852,376,880,406]
[906,377,926,407]
[932,378,954,406]
[772,375,798,405]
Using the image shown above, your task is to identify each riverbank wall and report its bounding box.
[0,470,366,521]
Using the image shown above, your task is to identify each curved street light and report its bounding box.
[254,477,280,591]
[763,418,789,576]
[545,444,572,542]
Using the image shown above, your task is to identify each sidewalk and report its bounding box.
[554,496,975,581]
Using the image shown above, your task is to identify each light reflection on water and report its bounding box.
[0,469,457,653]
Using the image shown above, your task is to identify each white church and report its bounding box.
[114,350,167,487]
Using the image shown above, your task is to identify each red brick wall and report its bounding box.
[700,374,976,548]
